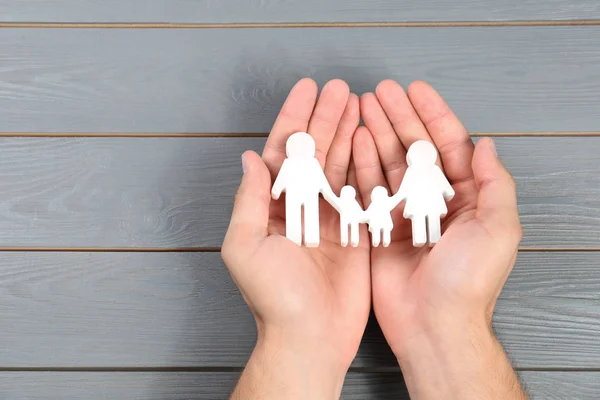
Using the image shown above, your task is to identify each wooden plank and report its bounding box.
[1,0,599,23]
[1,251,599,368]
[0,372,400,399]
[2,371,597,399]
[0,137,598,248]
[519,371,600,399]
[1,28,600,133]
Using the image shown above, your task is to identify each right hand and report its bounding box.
[353,80,522,364]
[223,78,371,398]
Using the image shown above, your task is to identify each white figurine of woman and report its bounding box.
[338,186,366,247]
[365,186,397,247]
[393,140,455,247]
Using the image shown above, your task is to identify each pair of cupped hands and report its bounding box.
[222,78,522,394]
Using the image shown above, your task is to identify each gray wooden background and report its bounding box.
[1,2,600,399]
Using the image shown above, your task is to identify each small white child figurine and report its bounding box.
[365,186,396,247]
[393,140,455,247]
[338,186,366,247]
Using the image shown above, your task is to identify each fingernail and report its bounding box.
[489,138,497,157]
[241,153,249,174]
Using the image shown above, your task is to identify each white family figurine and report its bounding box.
[271,132,455,248]
[271,132,339,247]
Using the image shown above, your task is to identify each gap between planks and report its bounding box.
[0,247,597,253]
[0,247,220,253]
[2,21,600,29]
[0,366,599,372]
[1,132,600,138]
[0,133,597,254]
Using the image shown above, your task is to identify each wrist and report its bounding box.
[395,313,493,364]
[260,326,349,387]
[235,326,348,400]
[396,317,523,399]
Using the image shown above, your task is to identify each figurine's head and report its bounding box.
[370,186,388,202]
[340,185,356,199]
[407,140,437,167]
[286,132,316,159]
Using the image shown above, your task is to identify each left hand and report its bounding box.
[354,80,522,388]
[223,78,371,398]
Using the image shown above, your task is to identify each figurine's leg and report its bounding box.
[411,216,427,247]
[382,229,391,247]
[350,222,360,248]
[371,229,381,247]
[340,219,349,247]
[304,198,320,247]
[427,214,441,246]
[285,201,302,246]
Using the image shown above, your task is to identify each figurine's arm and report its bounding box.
[363,203,377,224]
[390,190,406,209]
[390,172,410,207]
[271,160,288,200]
[322,185,341,212]
[317,162,342,211]
[358,208,369,224]
[436,167,455,201]
[348,200,368,224]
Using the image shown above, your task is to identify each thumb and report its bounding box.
[472,138,522,239]
[223,151,272,260]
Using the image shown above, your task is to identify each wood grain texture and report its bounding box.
[519,371,600,399]
[2,371,599,399]
[0,137,598,248]
[1,28,600,133]
[0,372,402,399]
[1,0,599,23]
[1,251,599,368]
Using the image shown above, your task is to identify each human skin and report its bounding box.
[356,80,527,399]
[223,78,527,399]
[223,78,371,399]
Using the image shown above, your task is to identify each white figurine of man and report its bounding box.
[364,186,398,247]
[338,186,366,247]
[393,140,455,247]
[271,132,339,247]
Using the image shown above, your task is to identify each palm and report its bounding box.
[371,182,483,346]
[256,194,370,361]
[354,80,510,354]
[245,78,370,365]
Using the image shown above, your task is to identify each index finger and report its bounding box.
[407,81,475,187]
[262,78,319,178]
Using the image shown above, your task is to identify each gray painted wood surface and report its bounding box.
[2,251,599,368]
[2,372,403,399]
[1,3,598,396]
[2,371,599,399]
[0,137,598,248]
[2,28,600,133]
[2,0,599,23]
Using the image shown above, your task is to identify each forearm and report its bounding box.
[231,329,347,400]
[396,321,527,400]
